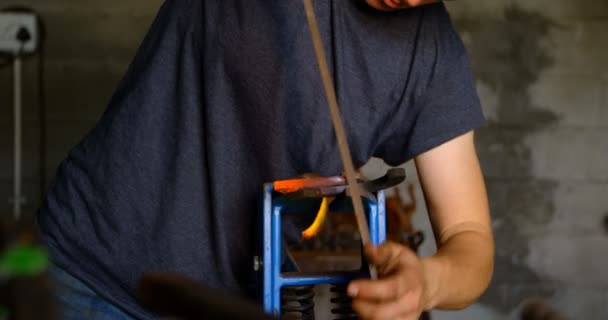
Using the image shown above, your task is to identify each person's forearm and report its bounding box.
[421,229,494,310]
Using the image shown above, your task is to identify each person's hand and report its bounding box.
[348,242,428,320]
[366,0,441,11]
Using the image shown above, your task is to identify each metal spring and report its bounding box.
[330,284,357,319]
[281,285,315,320]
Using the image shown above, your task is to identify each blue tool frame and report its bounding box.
[261,183,386,317]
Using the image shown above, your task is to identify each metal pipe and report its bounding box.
[13,54,22,220]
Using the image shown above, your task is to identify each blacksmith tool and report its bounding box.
[255,167,405,318]
[138,273,275,320]
[303,0,378,280]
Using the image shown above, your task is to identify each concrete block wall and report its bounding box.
[0,0,606,319]
[450,1,608,318]
[365,0,608,320]
[366,1,608,318]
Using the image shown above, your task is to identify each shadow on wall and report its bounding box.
[452,5,561,313]
[519,299,565,320]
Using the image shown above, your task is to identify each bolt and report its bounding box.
[253,256,262,271]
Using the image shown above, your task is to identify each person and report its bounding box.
[37,0,494,319]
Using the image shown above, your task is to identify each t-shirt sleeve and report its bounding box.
[376,6,485,166]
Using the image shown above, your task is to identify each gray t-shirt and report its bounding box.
[37,0,484,318]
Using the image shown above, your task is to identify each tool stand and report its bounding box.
[255,178,391,319]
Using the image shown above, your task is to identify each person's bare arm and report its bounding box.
[415,130,494,309]
[348,131,494,319]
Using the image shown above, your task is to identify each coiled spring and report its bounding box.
[330,284,357,319]
[281,285,315,320]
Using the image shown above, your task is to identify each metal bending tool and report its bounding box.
[302,0,378,279]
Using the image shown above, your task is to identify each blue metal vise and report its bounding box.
[255,168,405,319]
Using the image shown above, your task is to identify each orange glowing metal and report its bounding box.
[301,197,335,240]
[273,176,345,194]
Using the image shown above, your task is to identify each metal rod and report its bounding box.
[303,0,377,279]
[13,54,22,220]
